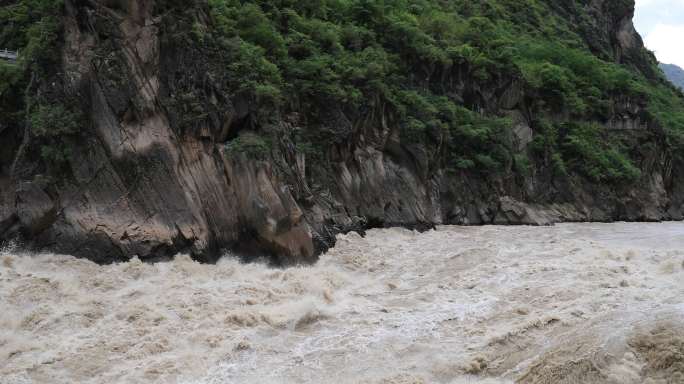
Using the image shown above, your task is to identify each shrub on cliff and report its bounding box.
[184,0,681,181]
[4,0,684,182]
[561,122,641,183]
[224,132,272,159]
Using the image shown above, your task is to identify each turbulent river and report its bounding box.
[1,223,684,384]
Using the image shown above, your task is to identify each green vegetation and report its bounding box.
[0,61,22,94]
[28,103,83,163]
[0,61,23,127]
[184,0,684,181]
[515,40,641,118]
[560,122,641,182]
[645,85,684,158]
[30,104,81,137]
[0,0,84,167]
[0,0,63,69]
[224,132,272,158]
[3,0,684,182]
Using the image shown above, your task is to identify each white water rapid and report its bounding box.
[1,223,683,384]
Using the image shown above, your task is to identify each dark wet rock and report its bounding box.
[15,182,57,237]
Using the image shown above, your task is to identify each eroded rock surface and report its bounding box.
[0,0,682,263]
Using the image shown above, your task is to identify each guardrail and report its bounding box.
[0,49,19,61]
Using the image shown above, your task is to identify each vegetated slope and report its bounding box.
[661,63,684,90]
[1,0,684,263]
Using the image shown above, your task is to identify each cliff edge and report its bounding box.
[1,0,683,263]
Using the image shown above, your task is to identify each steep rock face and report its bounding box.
[0,0,682,263]
[1,0,315,263]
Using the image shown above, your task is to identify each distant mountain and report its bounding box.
[660,63,684,90]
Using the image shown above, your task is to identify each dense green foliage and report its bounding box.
[0,0,63,69]
[0,61,22,95]
[0,61,23,126]
[561,122,641,182]
[186,0,684,181]
[29,103,82,162]
[3,0,684,181]
[0,0,85,167]
[223,132,272,158]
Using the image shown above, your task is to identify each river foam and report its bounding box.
[1,223,683,383]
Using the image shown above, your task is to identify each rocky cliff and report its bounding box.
[1,0,684,263]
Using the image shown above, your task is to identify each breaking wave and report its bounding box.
[1,222,683,383]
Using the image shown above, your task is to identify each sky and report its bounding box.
[634,0,684,68]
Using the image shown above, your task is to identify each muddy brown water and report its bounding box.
[1,223,683,383]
